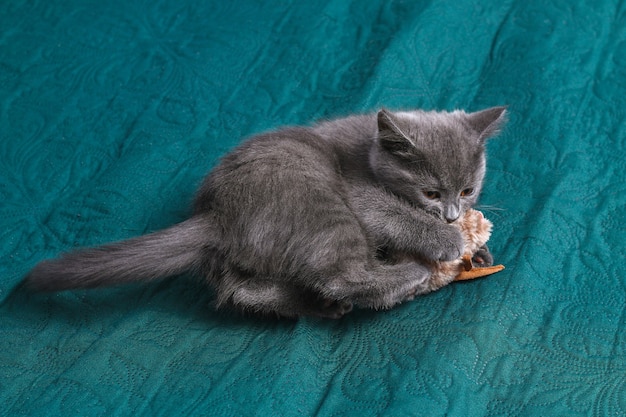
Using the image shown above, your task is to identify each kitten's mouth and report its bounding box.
[425,208,469,224]
[449,209,474,225]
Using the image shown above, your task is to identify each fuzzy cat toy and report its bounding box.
[431,208,505,291]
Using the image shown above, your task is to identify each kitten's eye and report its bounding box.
[423,191,441,200]
[460,188,474,197]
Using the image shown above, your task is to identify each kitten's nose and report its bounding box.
[445,215,459,223]
[444,206,460,223]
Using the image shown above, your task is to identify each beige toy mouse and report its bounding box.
[427,208,505,292]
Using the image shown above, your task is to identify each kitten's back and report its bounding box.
[194,127,364,278]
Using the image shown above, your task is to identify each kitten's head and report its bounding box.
[370,106,507,223]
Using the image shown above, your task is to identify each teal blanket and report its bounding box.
[2,0,625,415]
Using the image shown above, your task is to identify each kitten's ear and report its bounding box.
[467,106,508,143]
[377,109,413,155]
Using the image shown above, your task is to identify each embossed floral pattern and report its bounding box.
[1,0,626,416]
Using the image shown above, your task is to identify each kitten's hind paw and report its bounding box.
[315,299,353,319]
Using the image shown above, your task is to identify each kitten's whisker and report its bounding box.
[475,205,506,218]
[476,205,505,211]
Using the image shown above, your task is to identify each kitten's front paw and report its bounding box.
[423,226,464,262]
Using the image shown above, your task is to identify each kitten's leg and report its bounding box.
[230,261,435,316]
[216,270,354,319]
[349,186,464,262]
[319,261,434,310]
[231,282,353,319]
[218,262,432,316]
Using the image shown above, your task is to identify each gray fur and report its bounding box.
[27,216,217,291]
[25,107,507,319]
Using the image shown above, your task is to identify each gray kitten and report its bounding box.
[25,107,507,319]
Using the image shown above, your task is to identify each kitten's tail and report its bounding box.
[25,215,218,292]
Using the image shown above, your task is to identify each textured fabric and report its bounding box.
[2,0,625,415]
